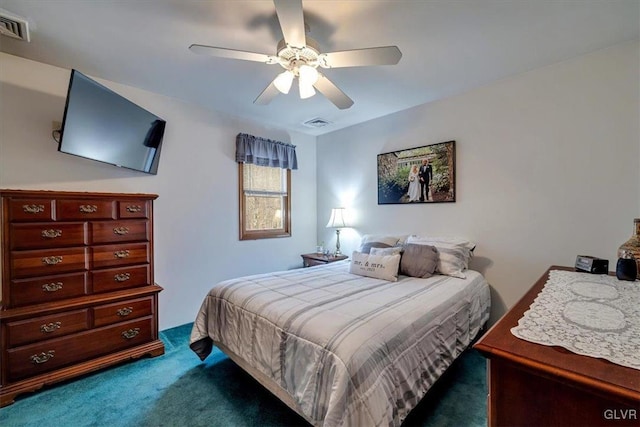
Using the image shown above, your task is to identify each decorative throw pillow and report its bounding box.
[406,236,473,279]
[349,251,401,282]
[358,234,403,254]
[360,241,392,254]
[399,244,438,278]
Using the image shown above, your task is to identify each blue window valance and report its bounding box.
[235,133,298,170]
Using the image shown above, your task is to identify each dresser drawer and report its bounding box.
[6,309,90,347]
[8,199,55,222]
[10,222,87,250]
[91,220,149,244]
[91,243,149,269]
[118,200,149,219]
[6,317,153,382]
[93,296,153,327]
[92,265,150,293]
[9,272,88,307]
[11,247,88,279]
[56,200,116,221]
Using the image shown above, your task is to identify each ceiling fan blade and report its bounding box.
[273,0,306,48]
[189,44,273,63]
[254,80,280,105]
[320,46,402,68]
[313,74,354,110]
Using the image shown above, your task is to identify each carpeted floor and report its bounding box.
[0,323,487,427]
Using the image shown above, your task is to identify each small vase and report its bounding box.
[617,218,640,280]
[616,252,637,281]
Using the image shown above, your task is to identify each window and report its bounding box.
[235,132,296,240]
[239,162,291,240]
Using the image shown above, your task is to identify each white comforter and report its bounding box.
[190,261,490,426]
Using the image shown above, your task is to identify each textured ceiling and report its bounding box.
[1,0,638,135]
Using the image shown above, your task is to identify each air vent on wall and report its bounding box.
[0,10,30,42]
[303,118,332,128]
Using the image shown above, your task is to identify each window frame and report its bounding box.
[238,162,291,240]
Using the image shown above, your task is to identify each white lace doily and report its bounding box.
[511,270,640,370]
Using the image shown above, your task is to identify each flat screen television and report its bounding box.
[58,69,166,175]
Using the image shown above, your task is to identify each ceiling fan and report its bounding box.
[189,0,402,110]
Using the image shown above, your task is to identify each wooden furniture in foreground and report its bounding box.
[0,190,165,406]
[300,253,348,268]
[474,266,640,427]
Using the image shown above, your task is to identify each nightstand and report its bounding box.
[301,253,348,268]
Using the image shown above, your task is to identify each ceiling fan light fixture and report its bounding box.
[298,64,319,86]
[274,70,294,94]
[299,80,316,99]
[190,1,399,109]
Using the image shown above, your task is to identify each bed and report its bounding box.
[190,239,491,426]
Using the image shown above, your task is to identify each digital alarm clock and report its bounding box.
[575,255,609,274]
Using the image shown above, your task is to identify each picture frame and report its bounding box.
[377,140,456,205]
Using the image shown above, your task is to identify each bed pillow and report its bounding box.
[349,251,401,282]
[406,236,473,279]
[399,243,438,278]
[408,235,477,251]
[358,235,403,254]
[370,246,403,256]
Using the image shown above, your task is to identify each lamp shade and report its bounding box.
[298,64,319,86]
[299,80,316,99]
[326,207,348,228]
[274,70,294,94]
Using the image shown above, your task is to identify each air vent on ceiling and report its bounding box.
[303,118,332,128]
[0,10,30,42]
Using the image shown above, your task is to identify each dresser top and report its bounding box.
[474,265,640,402]
[0,189,158,200]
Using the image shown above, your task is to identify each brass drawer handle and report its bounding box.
[114,250,130,259]
[114,273,131,282]
[113,227,129,235]
[40,322,62,333]
[121,328,140,340]
[117,307,133,317]
[79,204,98,213]
[126,205,142,213]
[30,350,55,364]
[42,282,63,292]
[42,256,63,265]
[41,229,63,239]
[23,204,45,214]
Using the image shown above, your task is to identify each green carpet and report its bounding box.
[0,323,487,426]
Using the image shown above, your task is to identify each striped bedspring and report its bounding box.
[190,260,491,427]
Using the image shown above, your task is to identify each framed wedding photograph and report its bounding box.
[377,140,456,205]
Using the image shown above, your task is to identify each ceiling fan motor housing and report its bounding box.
[276,37,321,70]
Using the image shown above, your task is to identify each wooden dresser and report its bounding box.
[0,189,165,406]
[474,266,640,427]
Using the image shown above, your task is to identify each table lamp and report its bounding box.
[326,207,348,256]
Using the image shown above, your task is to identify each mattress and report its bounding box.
[190,260,491,426]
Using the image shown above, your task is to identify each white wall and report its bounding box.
[2,40,638,329]
[0,53,318,329]
[317,41,640,322]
